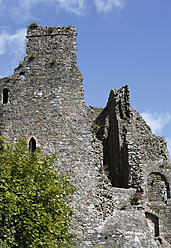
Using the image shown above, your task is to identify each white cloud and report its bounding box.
[0,28,26,75]
[0,28,26,56]
[94,0,124,12]
[141,111,171,135]
[19,0,43,9]
[0,35,6,55]
[56,0,87,15]
[0,0,125,19]
[0,0,87,17]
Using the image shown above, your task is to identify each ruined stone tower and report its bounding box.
[0,24,170,247]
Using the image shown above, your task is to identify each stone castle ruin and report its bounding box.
[0,24,170,247]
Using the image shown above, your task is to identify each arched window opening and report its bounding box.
[29,137,36,152]
[3,88,9,104]
[147,172,169,203]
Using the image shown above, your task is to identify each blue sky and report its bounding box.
[0,0,171,157]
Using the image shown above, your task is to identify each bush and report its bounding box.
[132,192,143,200]
[19,62,23,67]
[28,54,36,62]
[28,22,39,29]
[0,138,75,247]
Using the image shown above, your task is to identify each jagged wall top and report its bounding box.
[13,24,80,78]
[26,24,77,58]
[27,23,76,37]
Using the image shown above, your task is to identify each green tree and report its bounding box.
[0,138,75,248]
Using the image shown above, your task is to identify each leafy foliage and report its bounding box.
[28,22,39,29]
[0,138,75,247]
[131,192,143,200]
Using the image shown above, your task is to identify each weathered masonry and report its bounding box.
[0,24,171,247]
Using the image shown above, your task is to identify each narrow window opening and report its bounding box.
[165,186,168,204]
[165,182,170,204]
[3,88,9,104]
[29,137,36,152]
[145,212,159,237]
[20,72,25,78]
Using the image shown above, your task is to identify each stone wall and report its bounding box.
[87,85,170,190]
[143,162,171,245]
[0,24,171,247]
[86,86,171,247]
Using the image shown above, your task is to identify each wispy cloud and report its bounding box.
[0,0,125,19]
[141,111,171,135]
[0,0,86,18]
[0,28,26,75]
[0,28,26,56]
[94,0,124,12]
[57,0,87,15]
